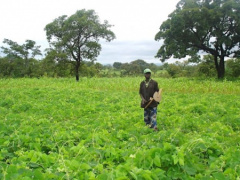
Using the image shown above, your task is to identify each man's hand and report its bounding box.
[150,97,153,101]
[141,99,147,104]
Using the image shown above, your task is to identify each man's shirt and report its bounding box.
[139,79,159,108]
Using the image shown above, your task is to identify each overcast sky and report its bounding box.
[0,0,179,64]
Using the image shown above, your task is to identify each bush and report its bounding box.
[226,58,240,78]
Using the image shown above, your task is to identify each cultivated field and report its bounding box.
[0,77,240,179]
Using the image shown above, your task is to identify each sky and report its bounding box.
[0,0,180,64]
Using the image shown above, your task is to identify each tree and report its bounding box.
[40,49,68,77]
[0,57,15,77]
[131,59,149,73]
[1,39,42,77]
[197,55,216,77]
[155,0,240,79]
[166,63,182,77]
[44,9,115,81]
[113,62,122,70]
[1,39,42,60]
[226,58,240,77]
[94,62,103,74]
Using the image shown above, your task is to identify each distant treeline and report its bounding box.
[0,56,239,79]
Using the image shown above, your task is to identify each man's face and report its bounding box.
[144,73,151,79]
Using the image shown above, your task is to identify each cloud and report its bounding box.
[98,40,163,64]
[0,0,180,64]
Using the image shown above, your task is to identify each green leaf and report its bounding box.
[32,169,45,180]
[153,156,161,167]
[212,172,227,180]
[129,172,138,180]
[183,165,197,176]
[142,171,152,180]
[179,157,184,166]
[97,173,108,180]
[80,163,91,170]
[172,154,178,165]
[28,162,42,169]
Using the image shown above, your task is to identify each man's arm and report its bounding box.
[140,94,147,103]
[155,82,159,92]
[139,82,147,103]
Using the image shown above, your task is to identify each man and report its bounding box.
[139,68,159,131]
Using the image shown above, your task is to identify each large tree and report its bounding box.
[44,9,115,81]
[155,0,240,79]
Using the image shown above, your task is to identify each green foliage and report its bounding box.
[1,39,42,60]
[0,77,240,179]
[161,61,198,78]
[166,63,182,78]
[226,58,240,78]
[197,55,216,77]
[0,56,41,78]
[113,62,122,70]
[155,0,240,79]
[44,9,115,81]
[113,60,159,76]
[0,39,42,78]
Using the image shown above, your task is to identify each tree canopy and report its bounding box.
[44,9,115,81]
[1,39,42,60]
[0,39,42,77]
[155,0,240,79]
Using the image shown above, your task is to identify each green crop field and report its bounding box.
[0,77,240,179]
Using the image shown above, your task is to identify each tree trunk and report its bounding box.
[75,61,80,81]
[214,55,225,79]
[218,56,225,79]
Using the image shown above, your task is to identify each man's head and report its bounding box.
[144,68,151,79]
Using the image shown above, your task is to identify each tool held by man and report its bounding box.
[144,88,162,109]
